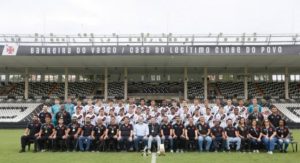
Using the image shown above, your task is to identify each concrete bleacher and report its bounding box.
[273,103,300,123]
[0,103,42,123]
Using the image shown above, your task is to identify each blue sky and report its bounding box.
[0,0,299,34]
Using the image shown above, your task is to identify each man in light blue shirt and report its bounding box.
[51,98,61,126]
[134,116,149,151]
[248,98,262,113]
[64,97,75,115]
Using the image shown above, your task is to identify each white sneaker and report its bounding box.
[176,149,179,153]
[253,150,256,153]
[148,150,151,154]
[170,150,174,153]
[267,151,273,155]
[180,149,184,153]
[256,150,260,153]
[157,151,160,155]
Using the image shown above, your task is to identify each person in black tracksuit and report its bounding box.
[19,115,41,152]
[106,117,119,151]
[185,117,197,151]
[37,116,55,151]
[66,116,82,151]
[53,117,67,151]
[91,118,107,151]
[172,116,185,152]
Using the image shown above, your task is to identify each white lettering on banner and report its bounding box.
[26,45,286,55]
[215,47,241,54]
[261,46,282,54]
[30,47,72,54]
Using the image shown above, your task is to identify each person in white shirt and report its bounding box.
[224,99,235,115]
[214,107,227,128]
[72,106,84,125]
[133,116,149,151]
[204,107,214,127]
[85,107,97,125]
[116,109,125,124]
[228,107,242,127]
[212,99,222,115]
[236,100,248,118]
[84,99,94,114]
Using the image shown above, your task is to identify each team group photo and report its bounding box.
[0,0,300,163]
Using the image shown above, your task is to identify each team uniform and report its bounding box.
[37,123,55,151]
[66,122,81,151]
[92,124,107,151]
[79,123,94,151]
[197,122,212,151]
[161,123,173,151]
[53,124,67,151]
[172,123,185,152]
[185,124,197,150]
[118,123,133,151]
[106,123,119,151]
[20,122,41,152]
[276,126,290,152]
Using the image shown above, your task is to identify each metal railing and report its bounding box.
[0,33,299,46]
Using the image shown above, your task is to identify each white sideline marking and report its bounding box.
[151,153,156,163]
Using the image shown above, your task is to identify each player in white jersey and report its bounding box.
[83,99,94,114]
[85,106,97,125]
[214,107,227,128]
[211,99,222,115]
[72,106,84,125]
[223,99,235,115]
[236,100,248,118]
[204,107,214,127]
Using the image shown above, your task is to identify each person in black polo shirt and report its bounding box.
[79,117,94,151]
[197,116,212,152]
[185,117,197,151]
[53,117,67,151]
[55,105,71,126]
[19,115,41,153]
[148,117,161,154]
[210,119,225,152]
[237,117,250,152]
[160,116,173,152]
[248,119,262,153]
[118,116,133,151]
[276,119,290,153]
[261,119,277,154]
[268,105,282,128]
[37,116,55,152]
[172,116,185,153]
[91,118,107,151]
[224,119,241,151]
[106,116,119,151]
[39,105,52,124]
[66,115,82,151]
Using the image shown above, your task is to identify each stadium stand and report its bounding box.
[273,103,300,123]
[0,103,42,122]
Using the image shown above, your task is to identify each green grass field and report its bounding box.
[0,129,299,163]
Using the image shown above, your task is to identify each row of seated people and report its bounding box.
[20,112,290,155]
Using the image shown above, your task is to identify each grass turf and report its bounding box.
[0,129,299,163]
